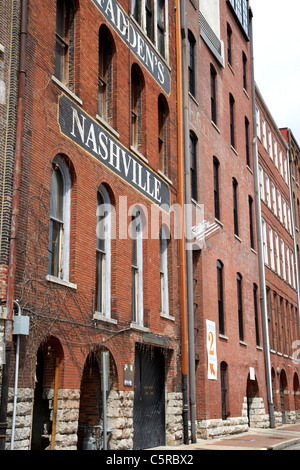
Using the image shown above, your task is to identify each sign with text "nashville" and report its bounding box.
[58,94,170,209]
[91,0,171,95]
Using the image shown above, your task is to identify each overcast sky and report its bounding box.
[250,0,300,144]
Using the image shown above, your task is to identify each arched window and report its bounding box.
[158,95,168,176]
[190,131,198,202]
[131,207,144,325]
[48,156,71,281]
[160,225,169,316]
[188,31,196,97]
[55,0,75,89]
[237,273,244,341]
[98,26,114,125]
[95,185,111,318]
[131,65,143,152]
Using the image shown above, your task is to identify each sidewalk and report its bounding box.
[163,422,300,451]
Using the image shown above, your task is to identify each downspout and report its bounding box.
[0,0,28,450]
[175,0,189,445]
[180,0,196,443]
[249,8,275,428]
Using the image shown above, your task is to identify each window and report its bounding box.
[237,273,244,341]
[248,196,254,249]
[48,156,71,281]
[213,157,220,220]
[245,117,250,166]
[220,362,228,420]
[265,173,271,208]
[271,182,277,215]
[282,198,287,228]
[291,251,296,289]
[279,149,283,176]
[158,95,168,176]
[190,132,198,201]
[255,105,261,139]
[132,0,167,58]
[188,31,196,97]
[131,208,144,325]
[98,26,114,124]
[284,155,288,184]
[131,65,143,151]
[266,287,274,350]
[55,0,75,88]
[274,138,278,168]
[253,284,260,347]
[275,232,281,276]
[277,190,282,222]
[242,52,247,90]
[160,225,169,316]
[268,128,273,159]
[230,94,235,148]
[269,226,275,270]
[217,260,225,335]
[95,185,111,317]
[227,23,232,66]
[233,178,239,236]
[259,165,265,200]
[262,117,267,148]
[262,218,268,265]
[211,65,217,125]
[286,246,291,285]
[281,239,286,281]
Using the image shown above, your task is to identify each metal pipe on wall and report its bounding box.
[175,0,189,445]
[0,0,28,450]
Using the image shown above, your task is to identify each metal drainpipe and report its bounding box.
[0,0,28,450]
[249,8,275,429]
[175,0,189,445]
[180,0,196,444]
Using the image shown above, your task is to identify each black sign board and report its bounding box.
[91,0,171,95]
[58,94,170,209]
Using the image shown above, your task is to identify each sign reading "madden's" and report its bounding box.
[91,0,170,95]
[58,94,170,209]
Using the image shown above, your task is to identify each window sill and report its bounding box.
[219,333,228,341]
[130,322,150,332]
[158,170,173,186]
[160,312,175,321]
[96,114,119,139]
[231,145,238,156]
[51,75,82,105]
[239,340,247,347]
[243,88,250,100]
[46,274,77,289]
[211,120,220,134]
[234,234,242,243]
[93,312,117,324]
[130,146,148,164]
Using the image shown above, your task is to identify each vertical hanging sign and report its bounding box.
[206,320,217,380]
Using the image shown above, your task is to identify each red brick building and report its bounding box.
[1,0,183,450]
[255,86,300,425]
[185,0,270,437]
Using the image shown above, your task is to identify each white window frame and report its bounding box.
[265,173,271,208]
[160,225,169,317]
[262,117,267,148]
[275,231,280,276]
[262,218,268,265]
[286,245,291,285]
[259,165,265,201]
[48,155,71,282]
[271,182,277,216]
[281,239,286,281]
[255,105,261,139]
[291,251,296,288]
[279,149,283,176]
[269,226,275,270]
[268,128,273,159]
[277,190,282,223]
[95,185,112,319]
[273,138,278,168]
[284,155,288,184]
[282,198,287,229]
[131,206,144,326]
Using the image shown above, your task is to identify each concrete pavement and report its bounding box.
[162,422,300,451]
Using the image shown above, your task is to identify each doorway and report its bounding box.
[133,345,165,449]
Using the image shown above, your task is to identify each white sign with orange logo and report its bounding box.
[206,320,217,380]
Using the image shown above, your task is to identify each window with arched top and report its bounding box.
[55,0,75,89]
[131,207,144,326]
[131,65,143,152]
[158,95,168,177]
[48,156,71,281]
[95,185,111,318]
[98,26,114,125]
[160,225,169,316]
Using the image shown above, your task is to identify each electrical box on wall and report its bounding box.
[13,315,30,336]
